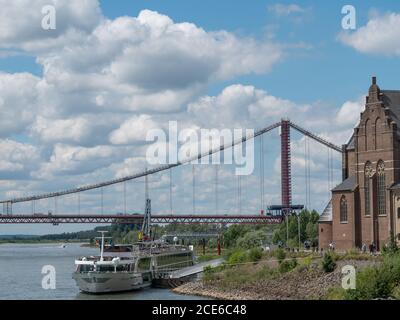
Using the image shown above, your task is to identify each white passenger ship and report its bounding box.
[72,231,195,294]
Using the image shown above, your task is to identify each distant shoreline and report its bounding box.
[0,239,90,245]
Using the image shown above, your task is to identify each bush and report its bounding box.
[325,287,348,300]
[256,266,276,279]
[345,267,379,300]
[343,253,400,300]
[236,230,267,249]
[248,247,263,262]
[322,253,336,273]
[203,265,217,282]
[274,248,286,263]
[392,285,400,299]
[279,258,298,273]
[382,234,399,256]
[228,249,248,264]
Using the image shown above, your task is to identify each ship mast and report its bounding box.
[141,169,151,241]
[98,230,108,261]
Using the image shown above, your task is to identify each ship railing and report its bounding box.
[153,259,194,272]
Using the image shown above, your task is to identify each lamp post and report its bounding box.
[297,213,301,250]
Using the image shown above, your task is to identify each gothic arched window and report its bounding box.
[340,196,348,223]
[377,161,386,215]
[365,119,370,151]
[364,162,372,216]
[375,118,380,149]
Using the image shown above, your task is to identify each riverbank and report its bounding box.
[173,258,378,300]
[0,240,89,245]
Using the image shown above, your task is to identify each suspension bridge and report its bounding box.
[0,119,343,226]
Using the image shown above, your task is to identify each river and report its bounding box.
[0,243,207,300]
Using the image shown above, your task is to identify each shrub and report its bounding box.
[391,285,400,299]
[279,258,298,273]
[203,265,217,282]
[228,249,248,265]
[274,248,286,263]
[382,234,399,256]
[345,267,379,300]
[322,253,336,273]
[325,287,348,300]
[236,230,267,249]
[344,254,400,300]
[300,256,313,267]
[256,266,276,279]
[248,247,263,262]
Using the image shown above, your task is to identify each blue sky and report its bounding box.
[0,1,399,234]
[99,0,400,103]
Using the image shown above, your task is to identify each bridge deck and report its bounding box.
[0,214,283,224]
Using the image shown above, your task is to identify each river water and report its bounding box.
[0,243,207,300]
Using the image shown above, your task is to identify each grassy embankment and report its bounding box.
[199,246,400,300]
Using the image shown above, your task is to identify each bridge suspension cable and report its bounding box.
[169,168,173,215]
[123,181,127,214]
[101,187,104,215]
[289,121,342,153]
[327,147,333,197]
[192,165,196,215]
[0,120,343,209]
[77,192,80,215]
[215,165,219,215]
[304,136,311,210]
[237,174,242,214]
[0,122,283,205]
[260,134,265,213]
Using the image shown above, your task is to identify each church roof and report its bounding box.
[346,134,355,150]
[319,200,332,222]
[332,175,357,192]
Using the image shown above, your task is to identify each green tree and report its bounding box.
[272,209,319,247]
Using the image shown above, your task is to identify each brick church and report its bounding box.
[319,77,400,251]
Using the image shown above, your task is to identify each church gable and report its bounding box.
[356,77,398,153]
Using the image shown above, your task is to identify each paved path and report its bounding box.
[170,258,224,278]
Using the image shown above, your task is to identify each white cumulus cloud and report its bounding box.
[338,12,400,55]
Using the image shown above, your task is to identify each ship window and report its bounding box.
[340,196,348,223]
[98,265,115,272]
[116,265,129,272]
[377,161,386,215]
[80,265,94,272]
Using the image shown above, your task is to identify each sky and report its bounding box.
[0,0,399,235]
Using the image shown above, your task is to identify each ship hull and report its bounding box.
[72,272,151,294]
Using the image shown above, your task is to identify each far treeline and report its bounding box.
[1,209,320,249]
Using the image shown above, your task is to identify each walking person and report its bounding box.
[362,243,367,254]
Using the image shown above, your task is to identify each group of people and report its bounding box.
[277,241,379,254]
[361,242,377,254]
[324,242,377,255]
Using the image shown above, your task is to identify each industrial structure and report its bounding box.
[0,120,342,229]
